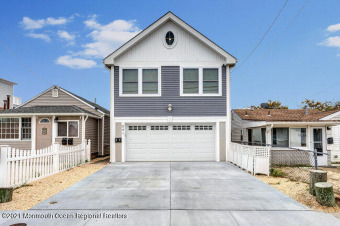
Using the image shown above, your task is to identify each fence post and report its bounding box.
[314,149,318,170]
[53,143,59,173]
[87,139,91,162]
[0,146,9,187]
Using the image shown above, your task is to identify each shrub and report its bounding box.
[270,169,285,177]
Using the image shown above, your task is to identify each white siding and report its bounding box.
[116,21,225,64]
[231,111,244,142]
[330,125,340,162]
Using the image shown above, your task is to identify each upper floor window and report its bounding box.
[120,68,161,97]
[180,67,221,96]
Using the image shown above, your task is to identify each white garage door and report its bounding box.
[126,124,216,161]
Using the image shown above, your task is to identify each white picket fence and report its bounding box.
[230,142,270,175]
[0,140,91,188]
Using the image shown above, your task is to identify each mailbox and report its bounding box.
[115,138,122,143]
[68,138,73,145]
[62,138,67,145]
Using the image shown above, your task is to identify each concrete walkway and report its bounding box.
[1,162,339,225]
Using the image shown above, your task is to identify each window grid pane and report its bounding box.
[58,122,67,137]
[0,118,20,140]
[203,68,218,94]
[123,69,138,94]
[21,118,31,140]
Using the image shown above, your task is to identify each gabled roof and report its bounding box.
[0,78,17,86]
[103,11,237,65]
[0,105,98,117]
[19,85,110,115]
[233,109,340,122]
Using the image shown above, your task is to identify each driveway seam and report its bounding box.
[228,211,240,226]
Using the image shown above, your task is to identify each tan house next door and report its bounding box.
[36,117,52,150]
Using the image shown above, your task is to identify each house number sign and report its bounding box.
[42,128,47,135]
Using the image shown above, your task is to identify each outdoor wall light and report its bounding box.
[168,104,172,112]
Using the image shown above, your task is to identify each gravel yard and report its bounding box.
[256,167,340,213]
[0,156,109,210]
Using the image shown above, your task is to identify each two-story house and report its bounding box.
[0,78,21,109]
[103,12,237,162]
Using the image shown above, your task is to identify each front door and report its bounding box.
[312,128,326,166]
[36,117,52,150]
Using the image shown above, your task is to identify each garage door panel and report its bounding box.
[126,124,215,161]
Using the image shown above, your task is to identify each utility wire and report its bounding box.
[0,39,51,85]
[233,0,311,77]
[232,0,289,73]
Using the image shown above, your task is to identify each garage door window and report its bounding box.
[151,126,168,130]
[173,125,191,130]
[195,125,213,130]
[129,126,146,131]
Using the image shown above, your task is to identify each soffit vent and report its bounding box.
[52,89,59,98]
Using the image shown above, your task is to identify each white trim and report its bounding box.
[226,65,231,161]
[180,66,222,96]
[31,116,36,150]
[320,111,340,120]
[102,116,104,156]
[52,116,56,144]
[114,116,227,123]
[215,122,220,162]
[267,121,340,126]
[103,12,237,65]
[56,120,80,138]
[119,67,162,97]
[110,66,116,163]
[122,122,126,162]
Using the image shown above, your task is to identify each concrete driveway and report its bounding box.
[3,162,340,225]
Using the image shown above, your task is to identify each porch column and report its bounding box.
[110,65,116,162]
[81,115,85,142]
[266,125,272,146]
[226,65,231,161]
[102,116,105,156]
[31,115,36,150]
[306,125,311,150]
[52,115,56,144]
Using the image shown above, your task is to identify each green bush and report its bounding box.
[270,169,285,177]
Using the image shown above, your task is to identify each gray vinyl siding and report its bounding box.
[104,115,110,155]
[23,89,102,117]
[55,116,83,146]
[85,117,98,154]
[114,66,227,117]
[0,140,31,150]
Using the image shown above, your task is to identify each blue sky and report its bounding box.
[0,0,339,110]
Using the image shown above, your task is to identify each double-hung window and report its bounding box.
[57,121,79,138]
[21,118,32,140]
[290,128,306,147]
[181,67,221,96]
[121,68,161,96]
[272,128,289,147]
[0,118,19,139]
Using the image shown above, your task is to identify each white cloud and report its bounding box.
[57,30,76,45]
[26,32,51,42]
[80,16,140,58]
[55,55,97,69]
[326,23,340,32]
[319,36,340,48]
[21,16,68,30]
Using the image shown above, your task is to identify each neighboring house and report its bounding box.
[231,108,340,166]
[103,12,237,162]
[0,85,110,158]
[0,78,21,109]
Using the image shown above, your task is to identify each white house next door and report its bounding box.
[126,124,216,161]
[312,127,327,166]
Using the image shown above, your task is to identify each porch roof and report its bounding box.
[233,109,340,122]
[0,105,98,117]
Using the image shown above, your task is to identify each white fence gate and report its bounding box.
[0,140,91,188]
[230,142,270,175]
